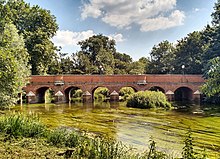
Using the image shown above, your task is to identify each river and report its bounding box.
[11,102,220,158]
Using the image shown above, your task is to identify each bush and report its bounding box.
[127,91,172,109]
[182,130,195,159]
[119,87,135,101]
[73,89,83,98]
[94,87,110,101]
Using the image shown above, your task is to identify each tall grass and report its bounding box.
[0,113,45,138]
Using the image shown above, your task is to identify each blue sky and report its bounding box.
[24,0,216,61]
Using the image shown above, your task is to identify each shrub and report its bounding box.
[45,89,54,103]
[127,91,172,109]
[73,89,83,98]
[119,87,135,101]
[94,87,110,101]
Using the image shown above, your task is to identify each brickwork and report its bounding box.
[23,74,205,103]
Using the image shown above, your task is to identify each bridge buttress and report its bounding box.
[82,91,92,103]
[26,90,37,104]
[110,90,119,102]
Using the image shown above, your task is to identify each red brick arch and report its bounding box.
[24,74,204,103]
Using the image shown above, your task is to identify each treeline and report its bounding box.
[50,31,206,75]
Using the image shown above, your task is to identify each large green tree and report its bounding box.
[129,57,149,75]
[0,23,30,107]
[148,40,175,74]
[113,52,132,74]
[201,0,220,102]
[173,31,207,74]
[201,57,220,103]
[0,0,58,75]
[203,1,220,62]
[76,34,116,74]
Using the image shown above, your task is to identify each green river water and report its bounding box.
[11,102,220,158]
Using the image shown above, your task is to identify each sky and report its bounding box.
[24,0,216,61]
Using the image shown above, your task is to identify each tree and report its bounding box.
[73,51,93,74]
[173,31,207,74]
[77,34,116,74]
[148,40,175,74]
[128,57,148,75]
[96,48,115,74]
[0,0,58,75]
[200,1,220,103]
[0,23,30,107]
[202,57,220,98]
[203,1,220,63]
[113,52,132,74]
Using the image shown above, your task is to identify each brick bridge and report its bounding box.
[23,74,205,103]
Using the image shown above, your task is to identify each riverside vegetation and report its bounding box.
[127,91,172,109]
[0,113,212,159]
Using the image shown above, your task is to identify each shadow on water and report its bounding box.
[10,101,220,157]
[173,101,220,117]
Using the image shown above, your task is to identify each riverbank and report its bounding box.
[0,113,213,158]
[2,102,220,158]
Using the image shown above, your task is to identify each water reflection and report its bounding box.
[14,101,220,156]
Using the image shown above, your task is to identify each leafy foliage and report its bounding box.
[202,57,220,98]
[0,23,30,107]
[0,0,58,75]
[148,40,175,74]
[182,130,195,159]
[94,87,110,101]
[201,1,220,102]
[173,31,207,74]
[76,34,116,74]
[127,91,171,109]
[119,87,135,101]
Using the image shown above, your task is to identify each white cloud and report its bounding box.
[193,8,200,12]
[139,10,185,32]
[52,30,125,48]
[52,30,95,47]
[81,3,102,19]
[108,33,125,42]
[81,0,185,31]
